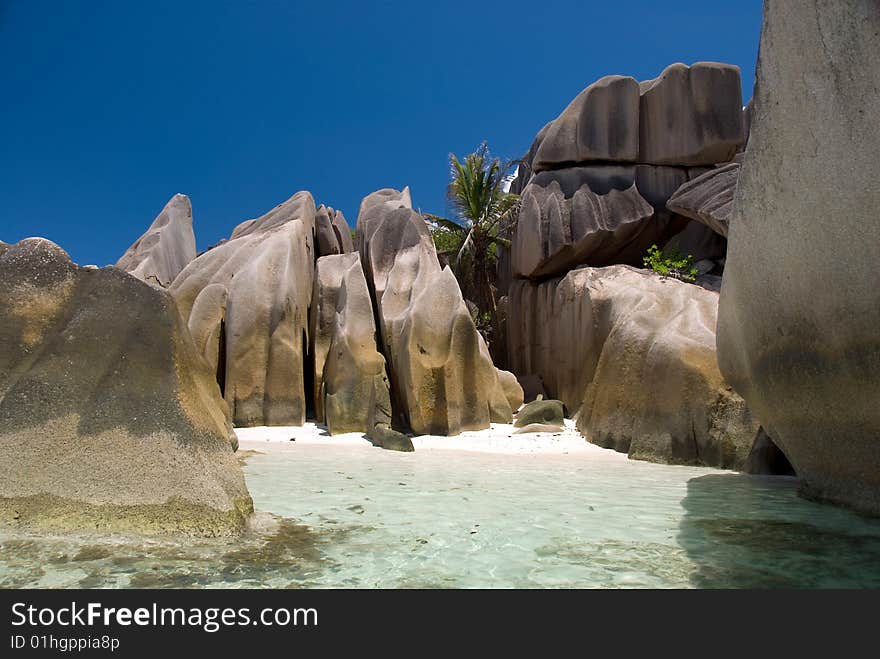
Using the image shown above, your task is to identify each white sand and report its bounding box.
[236,419,627,460]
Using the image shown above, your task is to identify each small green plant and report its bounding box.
[643,244,698,282]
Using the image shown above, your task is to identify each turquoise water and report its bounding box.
[2,443,880,588]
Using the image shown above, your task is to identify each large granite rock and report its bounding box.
[315,205,354,256]
[532,75,640,171]
[510,165,704,278]
[717,1,880,514]
[0,238,252,535]
[509,265,759,468]
[510,62,743,279]
[171,192,316,427]
[638,62,745,166]
[311,252,391,434]
[356,188,519,435]
[115,193,196,287]
[667,163,739,237]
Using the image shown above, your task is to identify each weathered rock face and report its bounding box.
[667,163,739,237]
[532,75,640,170]
[638,62,744,166]
[0,238,252,535]
[311,252,391,435]
[315,205,354,256]
[509,265,759,468]
[511,62,744,280]
[356,188,519,435]
[717,1,880,514]
[115,193,196,287]
[171,192,316,427]
[512,167,658,278]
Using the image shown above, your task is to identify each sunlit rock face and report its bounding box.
[717,1,880,514]
[0,238,252,536]
[171,192,316,427]
[511,62,743,280]
[356,188,520,435]
[509,265,759,468]
[311,252,391,435]
[115,193,197,288]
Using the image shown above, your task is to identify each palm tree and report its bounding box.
[426,142,520,355]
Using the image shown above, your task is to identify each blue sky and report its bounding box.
[0,0,763,266]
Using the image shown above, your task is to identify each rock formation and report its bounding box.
[0,238,252,535]
[515,399,564,428]
[311,252,391,435]
[638,62,744,166]
[115,193,196,287]
[315,204,354,256]
[171,192,316,427]
[717,1,880,513]
[667,163,739,237]
[511,62,743,280]
[531,75,640,170]
[509,265,758,468]
[356,188,521,435]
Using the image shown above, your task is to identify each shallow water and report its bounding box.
[3,443,880,588]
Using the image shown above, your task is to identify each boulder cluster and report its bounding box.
[510,62,747,282]
[3,0,878,528]
[507,62,762,468]
[0,184,521,533]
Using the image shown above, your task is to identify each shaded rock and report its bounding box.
[516,374,547,403]
[667,163,739,237]
[662,219,727,264]
[717,1,880,514]
[512,167,661,278]
[0,238,252,536]
[742,428,796,477]
[638,62,744,166]
[533,75,640,171]
[634,165,690,221]
[515,399,564,428]
[509,265,759,468]
[171,192,316,427]
[115,193,196,287]
[366,425,414,452]
[311,253,391,434]
[314,205,354,257]
[356,188,517,435]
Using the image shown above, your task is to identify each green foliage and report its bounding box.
[424,142,520,360]
[430,224,463,255]
[643,244,699,282]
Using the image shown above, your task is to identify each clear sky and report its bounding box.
[0,0,763,266]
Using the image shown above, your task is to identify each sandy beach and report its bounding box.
[235,419,629,460]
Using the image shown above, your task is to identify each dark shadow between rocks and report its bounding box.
[677,473,880,588]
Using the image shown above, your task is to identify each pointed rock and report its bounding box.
[356,188,520,435]
[115,193,196,287]
[171,192,316,427]
[311,252,391,434]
